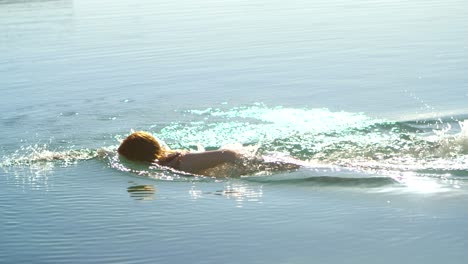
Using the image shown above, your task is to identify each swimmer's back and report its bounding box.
[177,149,240,174]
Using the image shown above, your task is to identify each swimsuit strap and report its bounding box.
[159,152,183,169]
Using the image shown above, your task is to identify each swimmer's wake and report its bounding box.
[2,105,468,188]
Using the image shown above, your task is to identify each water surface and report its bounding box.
[1,0,468,263]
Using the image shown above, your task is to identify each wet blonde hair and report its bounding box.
[118,131,173,162]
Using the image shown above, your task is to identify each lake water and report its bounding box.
[1,0,468,263]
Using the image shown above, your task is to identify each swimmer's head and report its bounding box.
[118,131,165,162]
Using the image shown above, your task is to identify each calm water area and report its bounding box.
[1,0,468,263]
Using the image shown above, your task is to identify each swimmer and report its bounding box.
[118,131,242,175]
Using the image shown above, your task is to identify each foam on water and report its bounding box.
[1,144,98,167]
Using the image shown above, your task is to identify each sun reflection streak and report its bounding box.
[189,185,203,200]
[220,182,263,207]
[188,182,263,206]
[396,171,444,193]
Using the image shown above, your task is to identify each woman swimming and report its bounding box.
[118,131,242,175]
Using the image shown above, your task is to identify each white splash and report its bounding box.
[457,120,468,153]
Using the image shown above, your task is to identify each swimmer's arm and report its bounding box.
[178,150,240,174]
